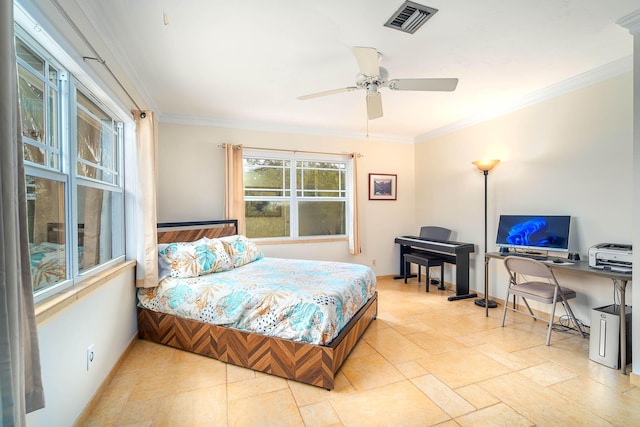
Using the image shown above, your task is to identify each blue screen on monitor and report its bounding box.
[495,215,571,252]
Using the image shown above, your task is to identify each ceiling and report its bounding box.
[77,0,639,142]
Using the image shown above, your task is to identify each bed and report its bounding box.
[30,223,85,291]
[136,220,378,389]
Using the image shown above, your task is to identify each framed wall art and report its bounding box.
[368,173,397,200]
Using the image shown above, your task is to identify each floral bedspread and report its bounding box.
[137,257,377,345]
[30,242,66,290]
[29,243,84,291]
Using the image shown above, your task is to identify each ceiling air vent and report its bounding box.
[384,1,438,34]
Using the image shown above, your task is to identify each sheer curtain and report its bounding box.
[1,2,45,423]
[127,111,159,288]
[224,143,245,234]
[349,153,362,255]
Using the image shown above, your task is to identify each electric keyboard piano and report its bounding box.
[394,235,477,301]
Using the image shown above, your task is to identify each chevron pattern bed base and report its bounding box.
[137,291,377,389]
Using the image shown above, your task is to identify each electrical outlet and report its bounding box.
[372,259,376,267]
[87,344,95,371]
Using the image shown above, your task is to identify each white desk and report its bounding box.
[486,252,632,374]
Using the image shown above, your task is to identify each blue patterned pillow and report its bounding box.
[220,235,264,268]
[158,237,233,280]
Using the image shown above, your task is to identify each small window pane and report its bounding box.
[245,201,290,238]
[18,64,45,147]
[300,170,343,196]
[76,91,118,183]
[23,142,46,166]
[16,37,45,74]
[296,161,345,197]
[244,158,290,197]
[77,186,115,272]
[26,175,66,291]
[298,201,345,237]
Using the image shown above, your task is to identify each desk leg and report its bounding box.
[614,279,629,374]
[484,255,489,317]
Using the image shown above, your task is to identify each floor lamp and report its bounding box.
[472,159,500,317]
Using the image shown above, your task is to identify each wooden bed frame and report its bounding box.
[137,220,378,389]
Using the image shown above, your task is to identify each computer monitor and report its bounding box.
[495,215,572,253]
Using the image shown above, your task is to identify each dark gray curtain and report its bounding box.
[1,1,45,424]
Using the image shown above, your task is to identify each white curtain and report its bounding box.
[224,143,245,234]
[349,153,362,255]
[1,2,45,423]
[126,111,158,288]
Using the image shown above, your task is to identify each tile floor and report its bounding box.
[82,276,639,426]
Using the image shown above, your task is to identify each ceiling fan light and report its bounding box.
[355,73,368,86]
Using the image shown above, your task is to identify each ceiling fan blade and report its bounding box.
[297,86,357,100]
[389,78,459,92]
[366,91,383,120]
[352,47,380,77]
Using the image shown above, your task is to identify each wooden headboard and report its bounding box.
[157,220,238,244]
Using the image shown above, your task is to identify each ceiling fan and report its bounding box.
[297,46,458,120]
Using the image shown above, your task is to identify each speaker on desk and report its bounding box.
[568,252,580,261]
[499,247,510,255]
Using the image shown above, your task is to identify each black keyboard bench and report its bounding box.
[403,253,445,292]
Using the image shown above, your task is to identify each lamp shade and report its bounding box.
[472,159,500,172]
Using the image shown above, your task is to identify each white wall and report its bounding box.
[618,10,640,380]
[415,73,633,324]
[157,124,416,275]
[26,267,138,427]
[632,15,640,382]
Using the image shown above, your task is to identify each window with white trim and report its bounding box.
[243,151,350,240]
[16,25,125,302]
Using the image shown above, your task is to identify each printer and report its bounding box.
[588,243,632,273]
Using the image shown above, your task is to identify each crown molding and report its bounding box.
[159,113,415,144]
[617,9,640,35]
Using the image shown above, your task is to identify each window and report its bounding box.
[74,88,124,273]
[243,151,350,240]
[16,25,125,302]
